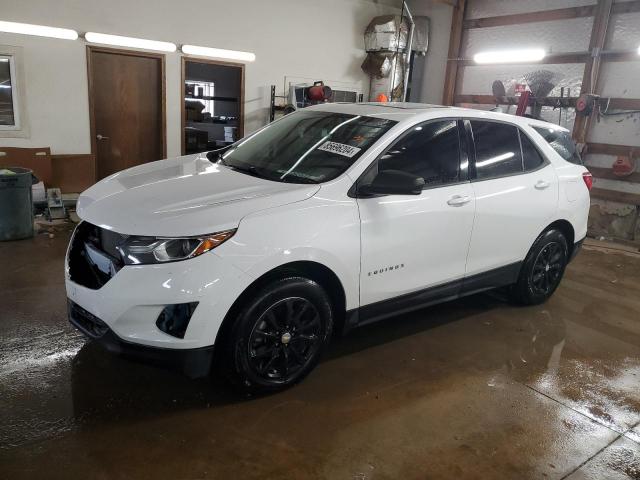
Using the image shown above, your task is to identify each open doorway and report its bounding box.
[181,58,244,155]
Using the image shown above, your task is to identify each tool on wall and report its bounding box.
[491,70,571,121]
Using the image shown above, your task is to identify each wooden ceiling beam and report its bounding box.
[463,1,640,30]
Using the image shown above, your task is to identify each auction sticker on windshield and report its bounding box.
[317,141,361,158]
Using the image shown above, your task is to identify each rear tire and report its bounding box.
[510,229,568,305]
[221,276,333,393]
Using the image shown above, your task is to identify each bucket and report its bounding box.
[0,167,36,241]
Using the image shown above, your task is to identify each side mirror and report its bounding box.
[358,169,425,196]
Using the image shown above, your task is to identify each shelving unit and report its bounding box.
[181,58,245,155]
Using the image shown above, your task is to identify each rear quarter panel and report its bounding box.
[524,124,590,242]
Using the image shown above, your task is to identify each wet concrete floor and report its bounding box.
[1,228,639,479]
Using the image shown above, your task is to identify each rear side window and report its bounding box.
[470,121,523,180]
[519,131,546,171]
[532,126,582,165]
[378,120,461,187]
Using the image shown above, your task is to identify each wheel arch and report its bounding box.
[213,261,347,352]
[543,219,575,256]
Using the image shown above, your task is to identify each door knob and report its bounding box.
[96,134,109,140]
[447,195,471,206]
[535,180,550,190]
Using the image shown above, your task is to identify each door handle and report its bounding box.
[447,195,471,206]
[535,180,550,190]
[96,134,110,140]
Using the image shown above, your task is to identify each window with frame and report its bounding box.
[519,130,546,171]
[470,121,523,180]
[532,126,582,165]
[0,54,19,129]
[377,120,461,188]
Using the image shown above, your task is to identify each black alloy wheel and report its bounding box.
[248,297,322,381]
[530,241,564,296]
[511,229,568,305]
[222,277,333,393]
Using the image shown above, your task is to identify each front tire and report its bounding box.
[222,277,333,393]
[511,229,568,305]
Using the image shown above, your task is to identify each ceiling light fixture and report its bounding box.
[473,48,546,64]
[0,20,78,40]
[181,45,255,62]
[85,32,176,52]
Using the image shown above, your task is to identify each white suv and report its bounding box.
[66,103,591,392]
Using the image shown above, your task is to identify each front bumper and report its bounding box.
[68,300,215,378]
[65,243,253,350]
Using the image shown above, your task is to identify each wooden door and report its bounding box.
[88,47,166,180]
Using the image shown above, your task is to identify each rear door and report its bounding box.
[464,119,558,283]
[357,119,475,313]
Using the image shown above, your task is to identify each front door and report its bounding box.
[357,119,475,315]
[88,47,165,180]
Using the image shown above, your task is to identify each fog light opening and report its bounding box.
[156,302,199,338]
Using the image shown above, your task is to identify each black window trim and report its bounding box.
[518,127,550,174]
[465,118,550,183]
[349,117,470,198]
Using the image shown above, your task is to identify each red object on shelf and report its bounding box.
[582,171,593,191]
[307,81,332,101]
[612,155,635,177]
[515,90,531,116]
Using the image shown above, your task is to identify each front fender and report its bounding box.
[213,193,361,310]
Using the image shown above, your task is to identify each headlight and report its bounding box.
[116,229,236,265]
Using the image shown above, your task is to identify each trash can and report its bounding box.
[0,167,36,241]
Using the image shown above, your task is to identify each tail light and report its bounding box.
[582,171,593,191]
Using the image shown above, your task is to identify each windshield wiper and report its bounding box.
[206,145,233,163]
[281,174,318,184]
[223,163,269,180]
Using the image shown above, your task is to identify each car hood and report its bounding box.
[76,153,320,237]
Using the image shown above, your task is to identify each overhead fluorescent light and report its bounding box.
[0,20,78,40]
[85,32,176,52]
[473,48,546,64]
[181,45,255,62]
[638,45,640,55]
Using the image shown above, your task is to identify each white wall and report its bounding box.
[406,0,453,104]
[0,0,400,156]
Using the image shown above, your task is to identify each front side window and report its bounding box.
[376,120,461,187]
[470,121,523,180]
[532,126,582,165]
[218,110,396,184]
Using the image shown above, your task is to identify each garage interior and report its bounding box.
[1,0,640,478]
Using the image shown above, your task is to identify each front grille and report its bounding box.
[68,222,125,289]
[68,300,109,338]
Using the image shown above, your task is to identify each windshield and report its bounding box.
[217,110,396,184]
